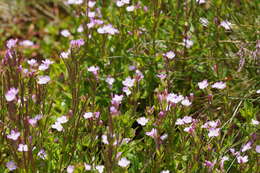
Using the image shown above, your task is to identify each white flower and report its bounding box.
[137,117,149,126]
[60,51,70,59]
[175,118,184,125]
[27,59,38,66]
[20,40,34,46]
[220,156,229,168]
[145,128,157,138]
[167,93,184,104]
[126,6,135,12]
[123,87,131,96]
[164,51,175,59]
[77,25,84,33]
[102,135,109,144]
[196,0,206,4]
[67,165,74,173]
[160,134,168,140]
[88,1,96,8]
[7,130,20,140]
[220,20,232,30]
[118,157,130,167]
[37,76,50,85]
[122,77,135,88]
[88,11,96,18]
[95,165,104,173]
[83,112,93,119]
[199,18,209,26]
[51,122,63,131]
[257,90,260,94]
[116,1,124,7]
[208,128,220,137]
[18,144,28,152]
[256,145,260,153]
[161,170,170,173]
[183,38,193,48]
[198,80,208,89]
[5,88,19,102]
[106,77,115,86]
[181,98,192,106]
[37,149,47,159]
[237,155,248,164]
[67,0,83,5]
[84,163,92,170]
[112,94,123,104]
[182,116,193,124]
[61,30,71,37]
[212,81,226,89]
[251,119,259,125]
[57,116,68,124]
[6,161,17,171]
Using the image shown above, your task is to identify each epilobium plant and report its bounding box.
[0,0,259,172]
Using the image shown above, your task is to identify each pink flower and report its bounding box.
[135,70,144,81]
[37,75,50,84]
[7,130,20,140]
[6,161,17,171]
[122,77,135,88]
[241,142,252,152]
[212,81,226,89]
[164,51,175,59]
[204,160,215,168]
[112,94,123,105]
[237,155,248,164]
[184,125,195,134]
[145,128,157,138]
[70,39,85,47]
[39,59,53,71]
[198,80,208,89]
[5,88,19,102]
[6,38,18,49]
[88,66,99,76]
[157,73,167,80]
